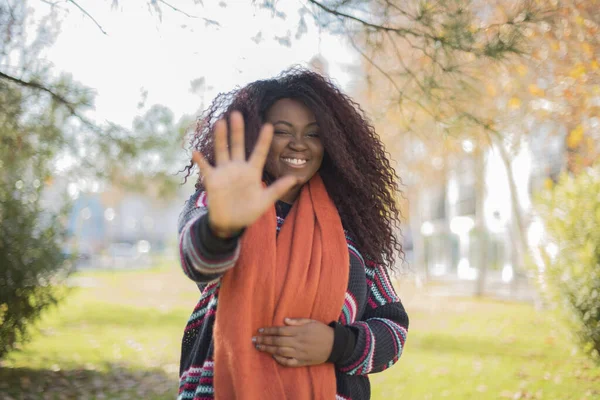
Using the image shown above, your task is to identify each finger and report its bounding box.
[253,335,295,347]
[230,111,246,161]
[284,318,314,326]
[214,119,229,165]
[248,123,273,170]
[258,326,294,336]
[273,355,301,367]
[262,176,299,204]
[255,344,296,358]
[192,151,213,177]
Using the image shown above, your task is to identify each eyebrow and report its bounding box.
[272,120,318,128]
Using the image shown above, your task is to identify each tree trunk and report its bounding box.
[474,149,488,296]
[494,138,532,299]
[409,188,428,284]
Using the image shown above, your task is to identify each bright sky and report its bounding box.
[36,0,358,128]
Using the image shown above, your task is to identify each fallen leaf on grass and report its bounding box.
[20,376,31,388]
[544,335,556,345]
[433,367,449,376]
[516,369,529,379]
[502,335,517,344]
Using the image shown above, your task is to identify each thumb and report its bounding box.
[263,176,299,203]
[284,318,314,326]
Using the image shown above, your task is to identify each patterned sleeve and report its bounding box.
[336,260,409,375]
[178,190,241,283]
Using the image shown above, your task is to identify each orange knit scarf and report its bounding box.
[213,174,349,399]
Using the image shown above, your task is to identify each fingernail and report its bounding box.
[251,337,256,343]
[258,328,264,333]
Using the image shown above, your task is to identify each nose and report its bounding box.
[288,135,308,151]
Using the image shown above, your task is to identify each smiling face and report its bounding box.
[264,98,325,203]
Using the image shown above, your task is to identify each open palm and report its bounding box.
[192,111,297,237]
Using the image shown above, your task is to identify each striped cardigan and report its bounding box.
[177,190,409,399]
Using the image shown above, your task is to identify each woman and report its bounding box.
[178,69,408,400]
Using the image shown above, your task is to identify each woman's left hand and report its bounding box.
[253,318,334,367]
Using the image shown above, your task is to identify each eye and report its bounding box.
[306,132,320,138]
[274,130,290,135]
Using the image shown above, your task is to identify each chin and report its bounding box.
[267,163,318,185]
[287,170,316,184]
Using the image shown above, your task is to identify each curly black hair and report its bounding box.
[183,67,403,270]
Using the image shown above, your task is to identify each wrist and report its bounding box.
[207,218,240,239]
[326,322,356,365]
[209,224,239,239]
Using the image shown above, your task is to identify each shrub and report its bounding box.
[535,167,600,360]
[0,181,69,359]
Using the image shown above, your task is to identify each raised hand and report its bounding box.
[252,318,335,367]
[192,111,298,238]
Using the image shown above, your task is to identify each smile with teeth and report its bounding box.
[282,158,307,166]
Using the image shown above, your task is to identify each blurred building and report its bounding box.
[43,174,195,268]
[407,125,566,296]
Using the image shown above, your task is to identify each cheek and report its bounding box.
[312,143,325,168]
[264,142,282,177]
[264,154,277,177]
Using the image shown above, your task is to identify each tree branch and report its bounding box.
[343,25,440,124]
[308,0,541,60]
[1,71,77,113]
[383,0,416,21]
[67,0,107,35]
[39,0,69,11]
[156,0,220,26]
[0,70,100,133]
[157,0,197,18]
[385,31,428,97]
[307,0,420,37]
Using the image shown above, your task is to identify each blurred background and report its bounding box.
[1,1,600,399]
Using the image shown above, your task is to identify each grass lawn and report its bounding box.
[1,263,599,400]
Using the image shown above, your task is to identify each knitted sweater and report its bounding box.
[177,190,409,400]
